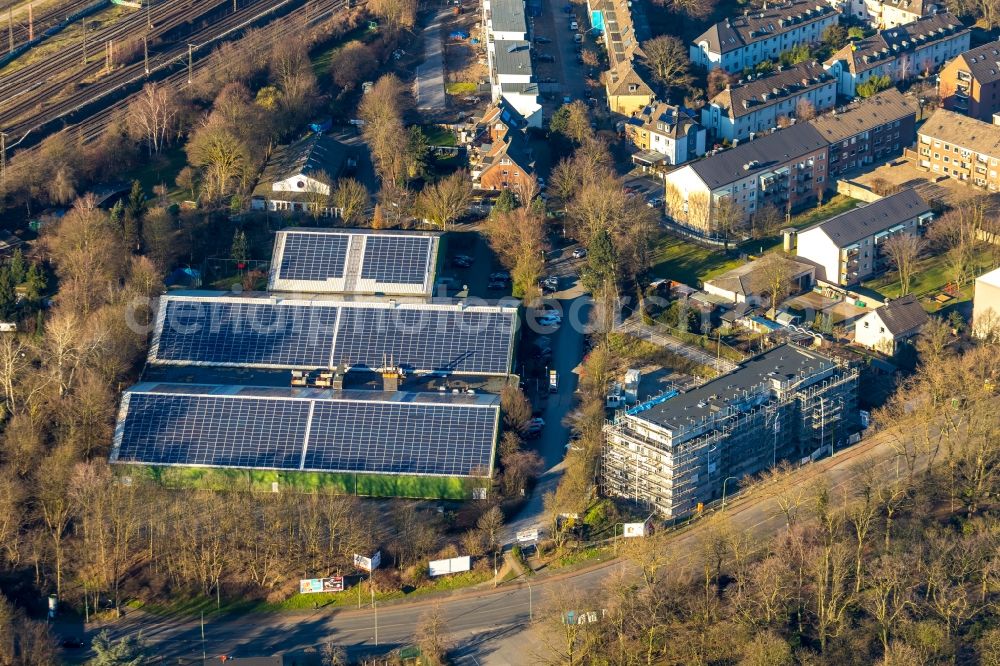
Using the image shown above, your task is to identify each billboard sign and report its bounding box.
[354,551,382,572]
[299,577,344,594]
[516,529,539,543]
[429,555,472,577]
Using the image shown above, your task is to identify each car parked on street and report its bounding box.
[572,247,587,259]
[451,254,473,268]
[569,20,578,30]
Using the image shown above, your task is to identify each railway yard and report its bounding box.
[0,0,347,154]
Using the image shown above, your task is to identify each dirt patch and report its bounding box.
[442,5,487,87]
[851,158,984,207]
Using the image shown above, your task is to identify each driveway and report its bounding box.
[415,7,449,113]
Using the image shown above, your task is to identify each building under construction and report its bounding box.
[601,344,859,518]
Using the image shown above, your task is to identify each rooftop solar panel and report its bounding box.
[360,236,432,285]
[304,401,495,476]
[153,300,338,368]
[278,232,350,282]
[115,393,308,469]
[332,307,515,374]
[113,388,498,477]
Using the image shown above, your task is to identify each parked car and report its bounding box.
[563,4,574,12]
[542,276,559,292]
[562,94,572,104]
[574,33,584,44]
[451,254,474,268]
[490,271,511,281]
[536,53,555,62]
[647,197,663,208]
[569,20,578,30]
[534,35,551,43]
[537,313,562,327]
[488,279,507,290]
[572,247,587,259]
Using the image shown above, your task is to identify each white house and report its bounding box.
[823,13,969,97]
[701,62,837,142]
[250,134,358,217]
[625,102,707,167]
[690,0,839,73]
[786,189,932,285]
[703,256,816,307]
[854,294,928,353]
[483,0,542,126]
[973,266,1000,339]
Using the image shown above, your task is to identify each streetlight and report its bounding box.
[721,476,739,512]
[526,579,533,621]
[372,586,378,646]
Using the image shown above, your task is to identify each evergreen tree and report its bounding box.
[24,262,47,303]
[88,629,147,666]
[123,180,147,252]
[8,248,26,284]
[230,229,249,269]
[492,189,518,215]
[0,267,17,320]
[580,228,617,295]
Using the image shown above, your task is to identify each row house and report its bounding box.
[915,108,1000,190]
[785,188,933,285]
[938,40,1000,122]
[589,0,656,116]
[468,101,537,194]
[864,0,942,29]
[701,61,837,142]
[624,102,707,167]
[809,88,916,178]
[823,13,969,97]
[482,0,542,126]
[663,122,830,234]
[690,0,839,73]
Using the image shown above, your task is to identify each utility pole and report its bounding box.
[27,4,32,42]
[200,611,206,661]
[187,43,193,83]
[146,0,151,30]
[1,131,7,191]
[7,8,12,54]
[143,35,148,74]
[81,19,86,64]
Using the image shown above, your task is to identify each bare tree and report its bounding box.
[369,0,417,33]
[329,41,377,90]
[642,35,692,92]
[415,171,473,229]
[795,98,817,121]
[756,252,795,317]
[332,178,369,225]
[416,604,450,666]
[882,233,924,296]
[126,82,179,155]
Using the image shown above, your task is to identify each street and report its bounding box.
[92,423,916,663]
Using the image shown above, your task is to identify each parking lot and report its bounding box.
[531,0,592,110]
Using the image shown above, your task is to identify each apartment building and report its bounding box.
[938,40,1000,121]
[602,344,858,519]
[701,61,837,142]
[864,0,942,29]
[468,102,536,193]
[690,0,839,73]
[589,0,656,115]
[663,122,829,233]
[823,13,969,97]
[624,102,706,167]
[973,266,1000,338]
[915,108,1000,190]
[810,88,916,178]
[786,188,932,285]
[482,0,542,127]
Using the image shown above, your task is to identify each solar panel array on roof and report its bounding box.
[149,296,517,375]
[268,229,439,297]
[153,300,339,368]
[278,232,350,281]
[113,388,498,477]
[333,307,514,374]
[360,236,432,285]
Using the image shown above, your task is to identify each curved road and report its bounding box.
[87,424,911,663]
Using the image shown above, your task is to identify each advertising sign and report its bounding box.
[299,577,344,594]
[516,529,539,543]
[354,551,382,572]
[428,555,472,577]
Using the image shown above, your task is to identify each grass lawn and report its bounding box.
[445,81,477,95]
[129,569,494,618]
[863,247,997,308]
[649,235,742,286]
[132,147,189,198]
[420,124,457,146]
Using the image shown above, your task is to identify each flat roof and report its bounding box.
[493,41,533,76]
[976,266,1000,289]
[627,345,839,431]
[489,0,527,33]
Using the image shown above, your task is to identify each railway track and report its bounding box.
[2,0,97,52]
[6,0,347,151]
[0,0,226,121]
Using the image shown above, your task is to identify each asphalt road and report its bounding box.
[88,424,913,663]
[415,6,449,113]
